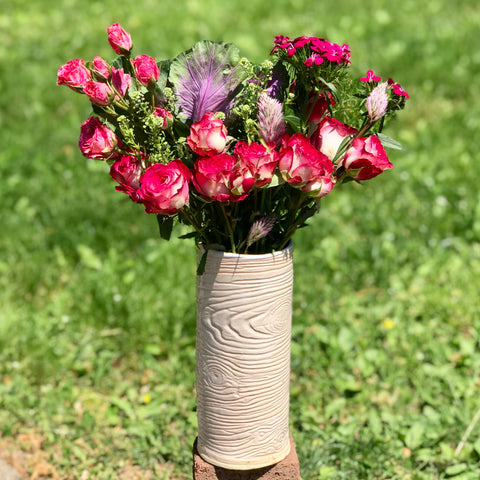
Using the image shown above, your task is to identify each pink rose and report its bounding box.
[234,141,278,187]
[92,56,111,80]
[79,117,120,159]
[153,107,174,130]
[111,67,131,97]
[110,155,142,201]
[107,23,132,55]
[83,80,113,106]
[57,59,91,91]
[278,133,335,197]
[137,160,192,215]
[310,117,357,161]
[193,154,246,202]
[187,112,228,157]
[340,136,393,181]
[133,55,160,87]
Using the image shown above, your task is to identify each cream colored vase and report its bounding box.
[195,242,294,470]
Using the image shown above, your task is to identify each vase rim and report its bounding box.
[198,240,294,259]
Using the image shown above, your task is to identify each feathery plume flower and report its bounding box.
[257,92,286,146]
[366,82,389,123]
[245,215,276,252]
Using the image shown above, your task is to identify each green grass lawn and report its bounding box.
[1,0,480,478]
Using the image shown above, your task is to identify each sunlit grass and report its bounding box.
[1,0,480,478]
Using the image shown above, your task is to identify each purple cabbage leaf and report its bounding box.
[169,41,248,123]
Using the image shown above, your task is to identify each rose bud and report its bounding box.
[78,116,120,160]
[107,23,133,55]
[153,107,174,130]
[133,55,160,87]
[92,56,111,80]
[110,154,142,201]
[111,67,131,98]
[57,59,91,91]
[83,80,114,106]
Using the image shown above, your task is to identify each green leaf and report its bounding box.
[405,422,426,450]
[156,58,172,90]
[474,436,480,456]
[283,114,302,132]
[445,463,468,476]
[178,231,197,240]
[109,396,136,420]
[196,250,207,276]
[112,55,135,76]
[157,214,174,241]
[377,133,403,150]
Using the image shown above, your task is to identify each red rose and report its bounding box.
[278,133,335,197]
[79,117,120,159]
[57,59,91,91]
[83,80,113,106]
[340,136,393,181]
[187,112,228,157]
[110,155,142,201]
[107,23,132,55]
[137,160,191,215]
[310,117,357,161]
[234,141,278,187]
[133,55,160,87]
[193,154,246,202]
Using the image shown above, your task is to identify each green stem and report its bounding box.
[220,204,236,253]
[180,207,208,244]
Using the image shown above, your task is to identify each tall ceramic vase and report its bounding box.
[195,242,294,470]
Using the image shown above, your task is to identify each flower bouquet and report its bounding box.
[58,24,408,259]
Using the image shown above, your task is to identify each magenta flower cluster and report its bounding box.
[271,35,351,67]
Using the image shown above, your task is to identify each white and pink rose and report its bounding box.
[234,141,278,187]
[193,153,247,202]
[310,117,357,161]
[278,133,335,197]
[187,112,228,157]
[340,136,393,181]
